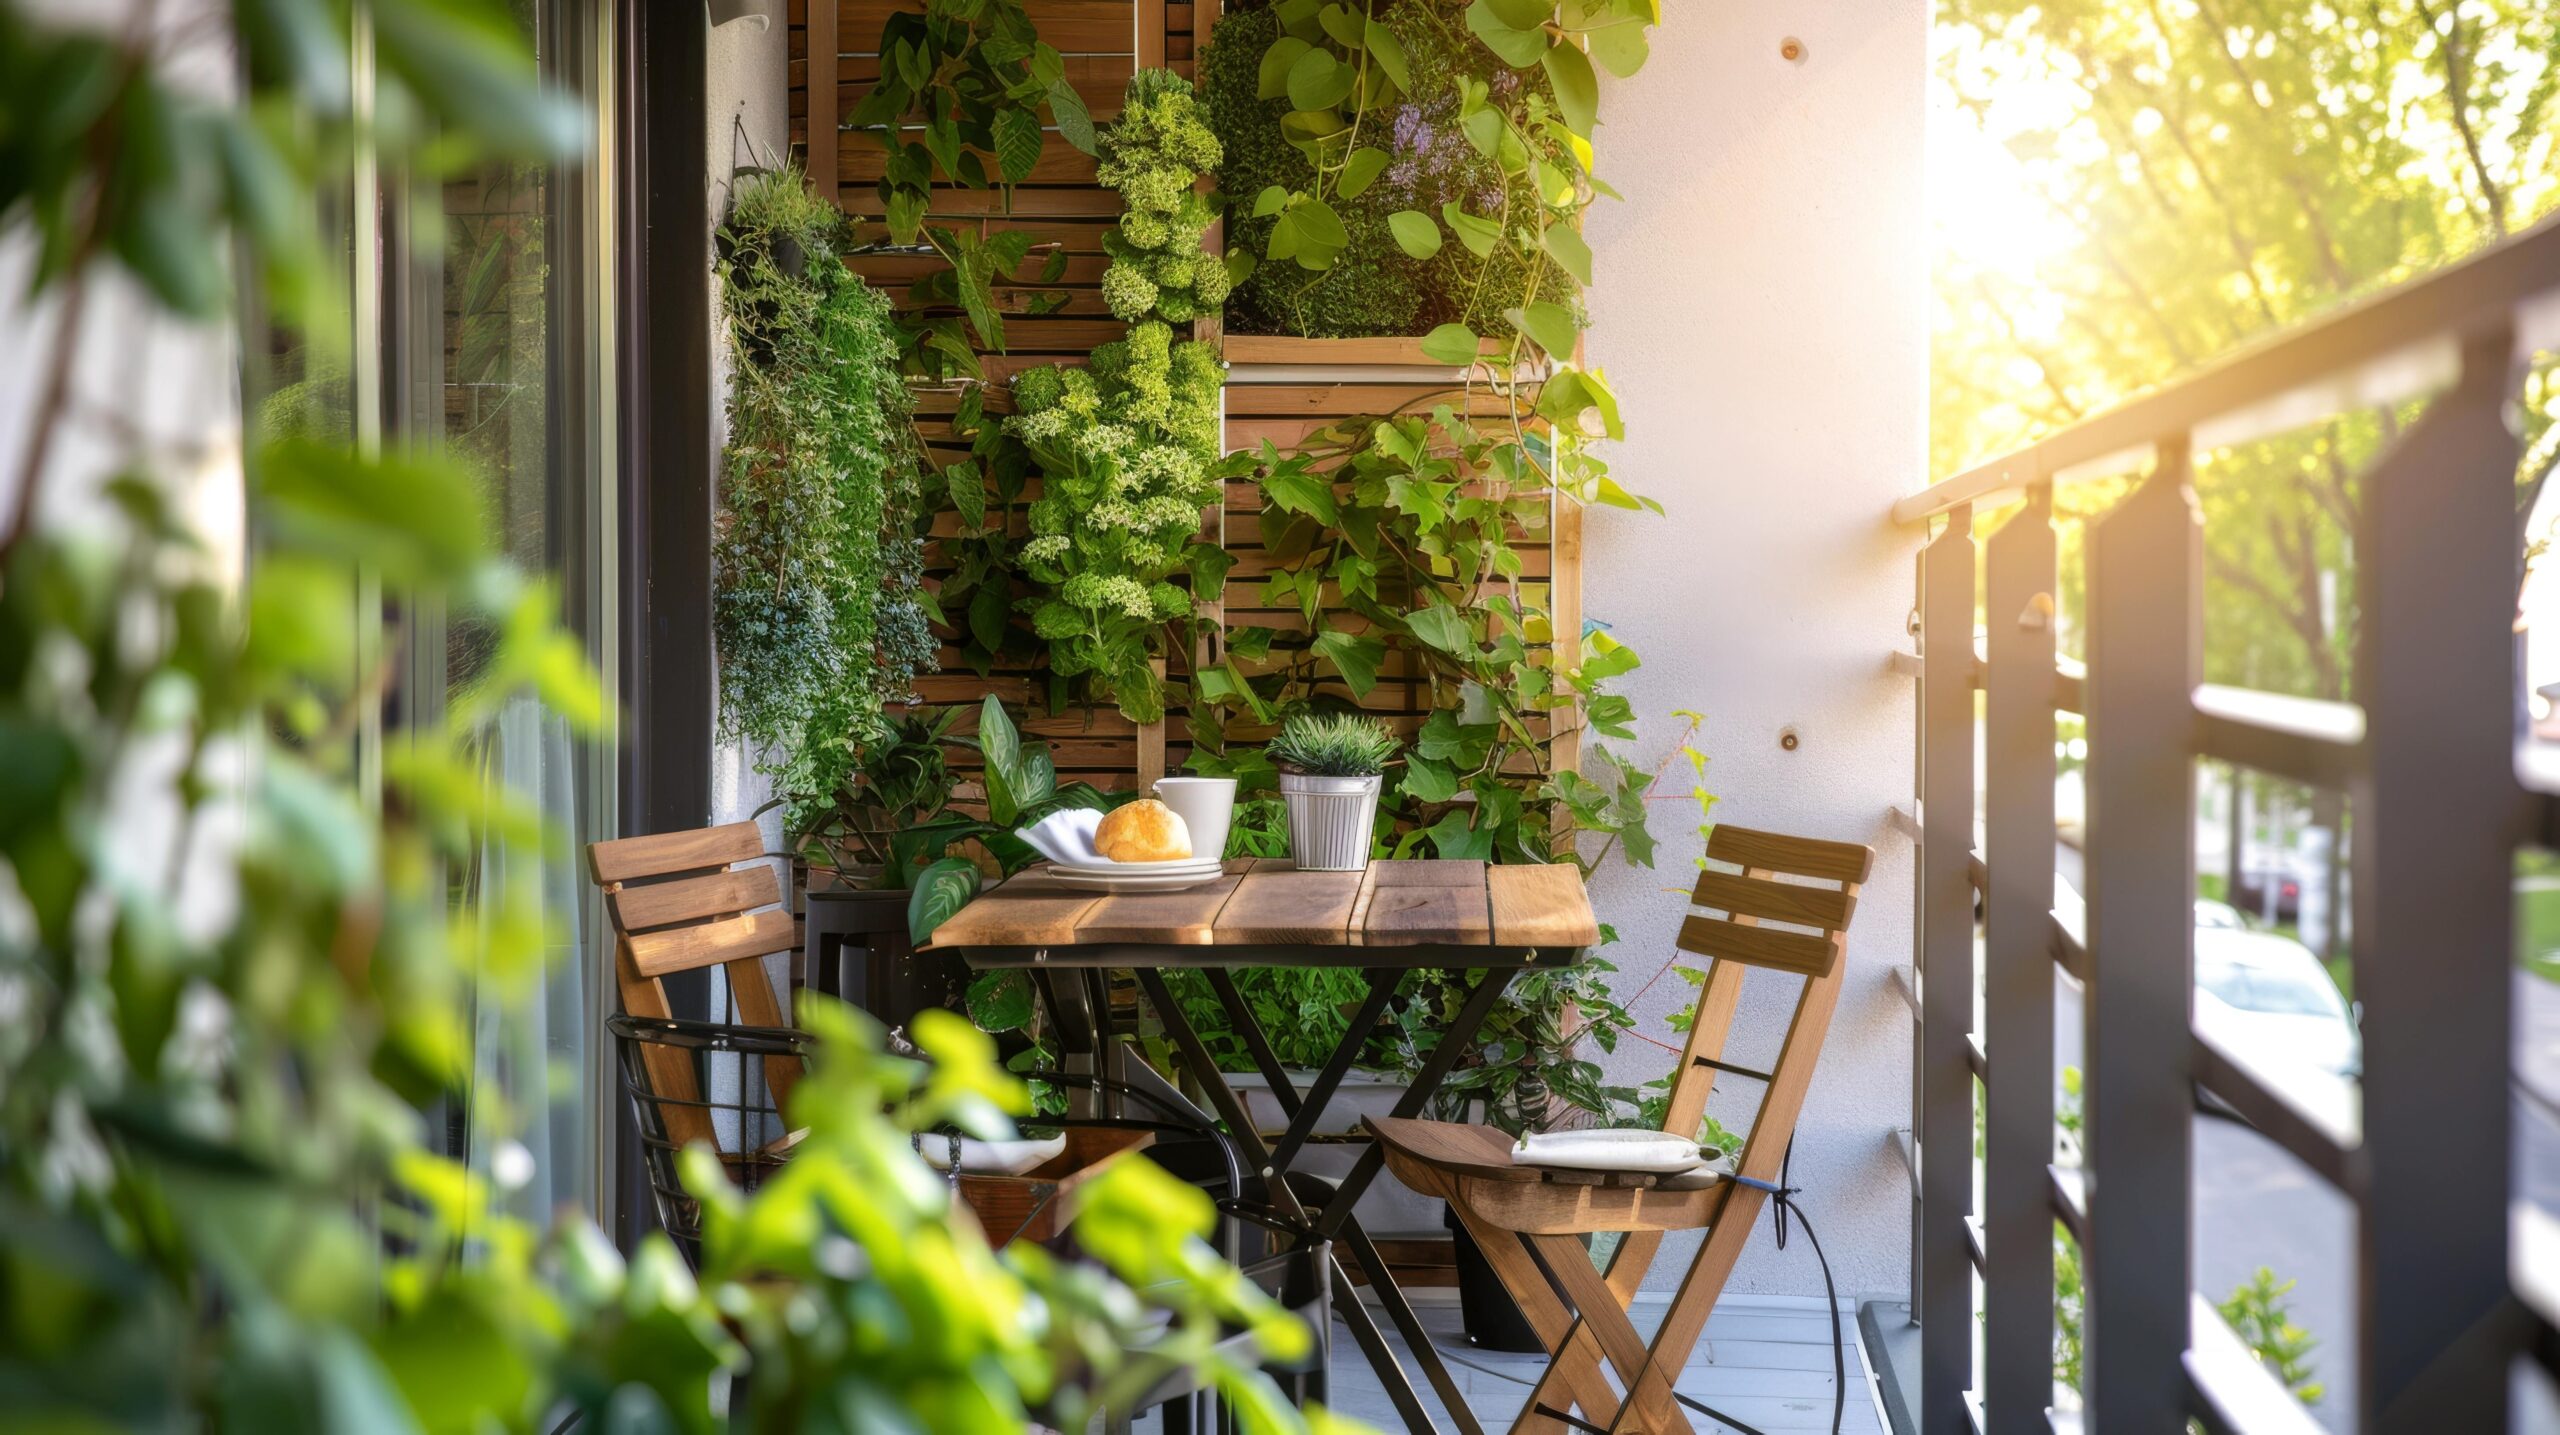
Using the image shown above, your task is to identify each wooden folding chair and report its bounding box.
[587,821,803,1155]
[1367,825,1874,1435]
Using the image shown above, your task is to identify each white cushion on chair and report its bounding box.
[1512,1129,1707,1174]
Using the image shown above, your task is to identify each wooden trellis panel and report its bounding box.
[789,0,1205,792]
[786,2,1579,797]
[1217,337,1566,767]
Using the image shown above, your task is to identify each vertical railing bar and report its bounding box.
[2352,326,2521,1432]
[1920,503,1979,1433]
[1983,482,2058,1433]
[2081,437,2199,1433]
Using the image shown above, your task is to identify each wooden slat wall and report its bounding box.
[787,1,1577,797]
[791,0,1205,792]
[1217,345,1562,752]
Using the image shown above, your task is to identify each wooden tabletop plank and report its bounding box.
[1353,860,1492,946]
[1487,863,1600,949]
[1212,858,1364,945]
[923,869,1105,948]
[1072,860,1252,944]
[1362,858,1490,888]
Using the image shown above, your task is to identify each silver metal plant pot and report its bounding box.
[1277,772,1380,871]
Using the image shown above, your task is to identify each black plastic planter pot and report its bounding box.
[1446,1203,1545,1353]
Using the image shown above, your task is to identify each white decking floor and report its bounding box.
[1144,1294,1888,1433]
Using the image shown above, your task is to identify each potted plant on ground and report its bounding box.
[1267,711,1399,870]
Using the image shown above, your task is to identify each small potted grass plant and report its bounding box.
[1267,712,1398,871]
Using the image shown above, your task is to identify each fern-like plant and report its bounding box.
[714,168,933,828]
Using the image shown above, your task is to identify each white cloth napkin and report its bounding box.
[1511,1128,1708,1174]
[1020,808,1105,866]
[1019,808,1214,869]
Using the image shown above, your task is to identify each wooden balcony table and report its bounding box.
[924,854,1599,1434]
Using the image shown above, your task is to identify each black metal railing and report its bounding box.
[1899,212,2560,1433]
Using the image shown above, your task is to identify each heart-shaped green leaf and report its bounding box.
[1311,630,1386,697]
[1387,209,1443,258]
[1419,322,1481,365]
[1508,300,1581,360]
[1586,13,1651,76]
[1319,3,1367,49]
[1337,147,1389,199]
[1289,196,1349,248]
[1466,0,1552,66]
[1540,223,1593,284]
[1365,20,1412,90]
[1287,48,1356,111]
[1253,184,1290,218]
[1441,202,1501,257]
[1541,42,1598,135]
[1258,37,1312,99]
[1405,605,1475,653]
[1484,0,1554,28]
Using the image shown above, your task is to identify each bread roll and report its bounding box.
[1095,799,1193,863]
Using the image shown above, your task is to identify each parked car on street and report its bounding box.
[2193,925,2361,1082]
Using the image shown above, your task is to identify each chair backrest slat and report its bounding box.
[588,821,764,885]
[610,865,783,934]
[587,822,803,1152]
[1657,826,1874,1177]
[1673,915,1838,978]
[1673,825,1874,978]
[1704,825,1873,884]
[1690,869,1856,931]
[625,907,799,980]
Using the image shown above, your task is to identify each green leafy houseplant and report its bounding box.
[844,0,1098,377]
[1008,71,1232,722]
[715,167,934,833]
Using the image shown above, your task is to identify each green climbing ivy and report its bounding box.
[1197,0,1666,875]
[714,168,934,828]
[844,0,1099,378]
[1006,71,1232,722]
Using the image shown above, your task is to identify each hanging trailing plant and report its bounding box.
[1006,71,1232,722]
[715,168,934,829]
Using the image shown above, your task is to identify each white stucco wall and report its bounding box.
[1582,3,1927,1300]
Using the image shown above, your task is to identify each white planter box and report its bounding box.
[1228,1068,1448,1239]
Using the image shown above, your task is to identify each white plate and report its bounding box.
[1050,855,1224,876]
[1048,868,1228,893]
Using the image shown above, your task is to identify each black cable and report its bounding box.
[1532,1139,1848,1435]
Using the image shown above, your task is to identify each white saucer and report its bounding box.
[1048,867,1227,893]
[1049,855,1224,876]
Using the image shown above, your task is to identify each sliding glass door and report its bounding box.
[391,0,619,1229]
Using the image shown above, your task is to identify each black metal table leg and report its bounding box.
[1189,965,1529,1435]
[1303,969,1517,1435]
[1135,969,1459,1429]
[1032,967,1102,1120]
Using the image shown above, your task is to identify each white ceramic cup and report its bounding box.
[1151,776,1237,862]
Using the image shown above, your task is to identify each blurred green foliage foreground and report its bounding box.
[0,3,1359,1429]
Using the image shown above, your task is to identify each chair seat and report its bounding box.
[1365,1116,1729,1237]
